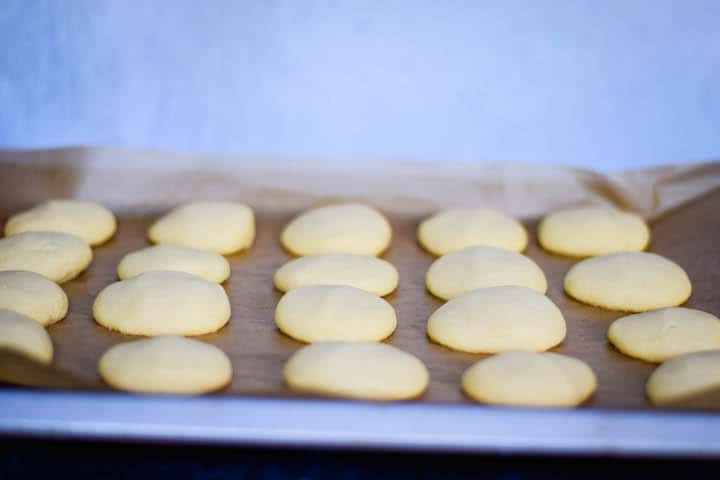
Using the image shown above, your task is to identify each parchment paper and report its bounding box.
[1,146,718,219]
[0,147,718,409]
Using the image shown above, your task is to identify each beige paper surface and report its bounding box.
[0,147,719,409]
[0,147,718,219]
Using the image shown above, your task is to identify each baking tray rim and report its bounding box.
[1,389,719,457]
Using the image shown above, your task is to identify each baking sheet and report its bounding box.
[1,147,720,455]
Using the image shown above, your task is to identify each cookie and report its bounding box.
[274,254,398,296]
[538,206,650,257]
[284,342,429,400]
[0,309,53,364]
[99,336,232,394]
[5,199,117,246]
[0,231,92,283]
[564,252,691,312]
[94,271,231,336]
[275,285,397,342]
[281,203,392,256]
[418,208,527,255]
[426,246,547,300]
[608,308,720,362]
[646,350,720,406]
[428,286,566,353]
[117,245,231,283]
[148,201,255,255]
[462,351,597,407]
[0,271,68,326]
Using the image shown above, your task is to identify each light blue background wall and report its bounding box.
[1,0,719,170]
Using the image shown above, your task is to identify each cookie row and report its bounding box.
[0,199,718,408]
[272,202,719,407]
[0,200,253,394]
[0,201,119,367]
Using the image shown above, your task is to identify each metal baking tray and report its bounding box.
[1,147,719,457]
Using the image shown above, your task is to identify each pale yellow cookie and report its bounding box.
[0,231,92,283]
[275,285,397,342]
[608,308,720,363]
[564,252,691,312]
[94,271,231,336]
[0,271,68,326]
[0,309,53,364]
[4,199,117,246]
[418,208,528,255]
[428,286,566,353]
[281,203,392,256]
[274,254,398,296]
[426,246,547,300]
[99,336,232,394]
[117,245,231,283]
[538,206,650,257]
[646,350,720,406]
[462,351,597,407]
[284,342,429,400]
[148,201,255,255]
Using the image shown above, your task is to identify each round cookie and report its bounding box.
[274,254,399,296]
[281,203,392,257]
[608,308,720,363]
[117,245,231,283]
[646,350,720,406]
[284,342,429,400]
[4,199,117,246]
[462,351,597,407]
[418,208,527,255]
[0,231,93,283]
[0,271,68,326]
[426,246,547,300]
[148,201,255,255]
[0,309,53,364]
[538,206,650,257]
[564,252,691,312]
[99,336,232,394]
[275,285,397,342]
[427,286,566,353]
[94,271,231,336]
